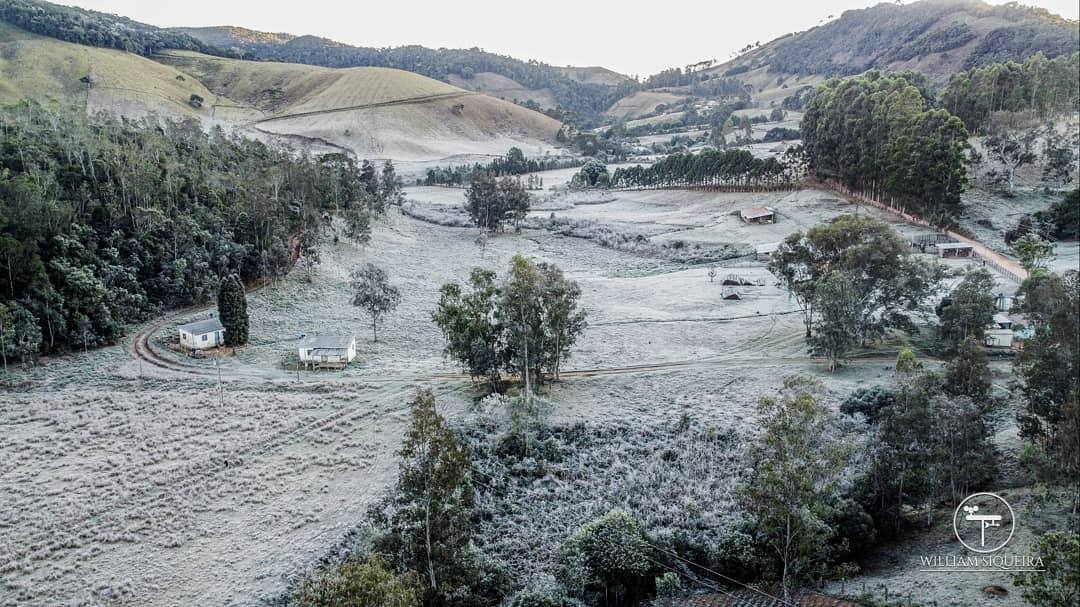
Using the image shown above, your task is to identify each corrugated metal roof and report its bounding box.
[178,318,224,335]
[740,207,775,219]
[300,335,354,349]
[679,590,862,607]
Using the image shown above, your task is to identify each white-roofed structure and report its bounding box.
[298,335,357,370]
[178,317,225,350]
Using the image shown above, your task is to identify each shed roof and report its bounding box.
[740,207,775,219]
[300,335,354,349]
[934,242,974,250]
[178,318,224,335]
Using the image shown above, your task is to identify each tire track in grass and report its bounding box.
[0,381,467,572]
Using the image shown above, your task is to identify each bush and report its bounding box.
[507,578,585,607]
[293,555,422,607]
[1013,530,1080,607]
[560,510,653,604]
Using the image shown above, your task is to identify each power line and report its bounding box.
[468,466,796,607]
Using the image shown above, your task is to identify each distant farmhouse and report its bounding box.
[299,335,357,370]
[932,242,974,258]
[740,207,775,224]
[178,318,225,350]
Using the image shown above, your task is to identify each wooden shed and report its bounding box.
[933,242,975,258]
[740,207,775,224]
[299,335,357,370]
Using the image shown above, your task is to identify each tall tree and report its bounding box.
[432,268,503,391]
[811,271,861,372]
[391,389,473,596]
[217,274,248,347]
[742,379,849,603]
[350,263,402,342]
[936,269,997,351]
[1015,270,1080,508]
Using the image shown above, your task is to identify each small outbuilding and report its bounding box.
[756,242,781,261]
[932,242,975,258]
[299,335,357,370]
[178,318,225,350]
[985,328,1014,349]
[740,207,775,224]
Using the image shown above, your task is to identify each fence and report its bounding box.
[815,179,1029,284]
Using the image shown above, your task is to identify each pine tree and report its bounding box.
[217,274,248,346]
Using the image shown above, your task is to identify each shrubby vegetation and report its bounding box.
[801,71,970,223]
[610,149,803,189]
[0,101,387,358]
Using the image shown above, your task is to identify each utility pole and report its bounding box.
[216,358,223,406]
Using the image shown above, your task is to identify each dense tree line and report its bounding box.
[0,101,383,358]
[801,71,970,222]
[610,149,803,189]
[0,0,222,55]
[942,52,1080,132]
[422,148,581,187]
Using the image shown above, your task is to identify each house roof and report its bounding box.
[300,335,354,349]
[678,590,862,607]
[740,207,775,219]
[177,318,224,335]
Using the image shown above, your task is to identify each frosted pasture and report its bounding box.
[0,183,1020,606]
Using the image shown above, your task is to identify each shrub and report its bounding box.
[293,555,421,607]
[560,510,653,604]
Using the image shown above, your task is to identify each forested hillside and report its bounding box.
[942,51,1080,131]
[717,0,1078,80]
[0,0,221,55]
[0,102,385,357]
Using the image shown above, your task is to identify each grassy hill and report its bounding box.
[0,21,215,121]
[0,21,562,162]
[170,25,633,123]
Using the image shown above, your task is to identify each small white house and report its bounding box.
[178,318,225,350]
[985,328,1014,349]
[298,335,356,369]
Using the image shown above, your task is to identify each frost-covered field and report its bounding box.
[0,184,1027,606]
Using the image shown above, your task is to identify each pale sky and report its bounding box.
[59,0,1080,76]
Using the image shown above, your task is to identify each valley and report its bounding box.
[0,1,1077,607]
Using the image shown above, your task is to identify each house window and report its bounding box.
[202,334,208,342]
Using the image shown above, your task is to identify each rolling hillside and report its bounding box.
[701,0,1078,106]
[170,24,633,121]
[0,20,563,162]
